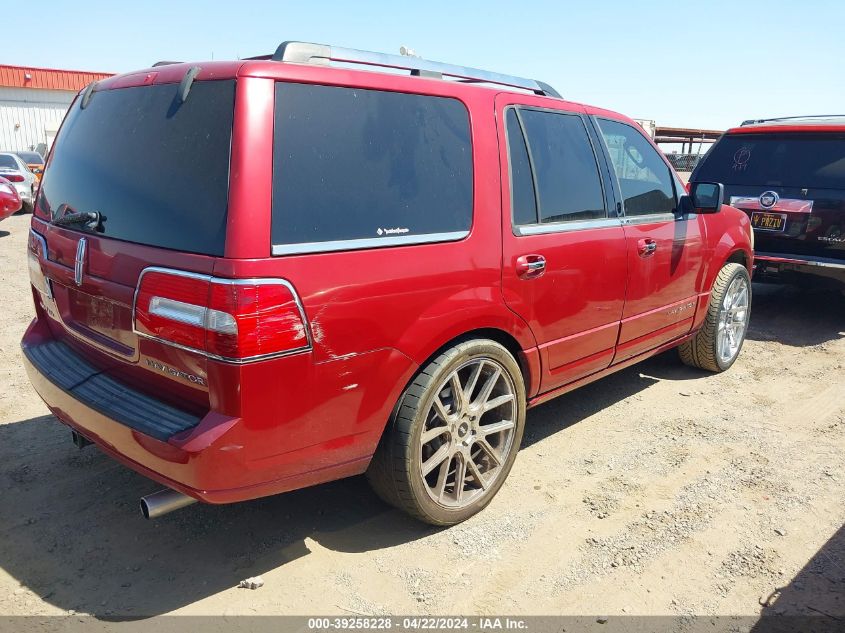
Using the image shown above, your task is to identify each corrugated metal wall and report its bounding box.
[0,87,75,152]
[0,65,111,91]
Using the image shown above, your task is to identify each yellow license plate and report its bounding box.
[751,212,787,231]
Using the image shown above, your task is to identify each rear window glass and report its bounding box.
[272,82,472,253]
[694,133,845,189]
[0,155,18,170]
[17,152,43,164]
[39,81,235,255]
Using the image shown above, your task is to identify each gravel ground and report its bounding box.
[0,211,843,619]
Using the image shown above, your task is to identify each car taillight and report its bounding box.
[134,269,311,362]
[3,174,24,183]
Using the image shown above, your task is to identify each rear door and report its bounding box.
[31,77,237,410]
[594,118,704,362]
[497,96,627,392]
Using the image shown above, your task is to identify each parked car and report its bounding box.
[22,42,753,525]
[0,176,22,221]
[15,150,46,182]
[0,152,36,212]
[691,116,845,288]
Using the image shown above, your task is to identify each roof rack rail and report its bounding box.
[270,41,561,98]
[741,114,845,126]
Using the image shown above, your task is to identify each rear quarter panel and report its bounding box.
[215,71,538,472]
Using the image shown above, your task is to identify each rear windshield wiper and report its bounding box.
[52,206,101,229]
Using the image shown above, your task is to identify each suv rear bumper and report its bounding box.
[20,319,372,504]
[754,252,845,284]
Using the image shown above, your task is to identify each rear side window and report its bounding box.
[272,83,472,254]
[693,132,845,189]
[505,109,538,225]
[39,81,235,255]
[508,108,605,225]
[598,118,676,217]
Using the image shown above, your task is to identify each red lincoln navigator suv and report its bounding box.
[22,42,753,525]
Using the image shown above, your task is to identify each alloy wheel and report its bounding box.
[418,358,517,509]
[717,275,750,364]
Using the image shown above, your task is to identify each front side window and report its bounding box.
[507,108,605,225]
[598,118,676,216]
[272,83,473,252]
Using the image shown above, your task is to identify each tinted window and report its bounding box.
[598,118,676,216]
[517,110,605,223]
[39,81,234,255]
[0,155,18,170]
[506,109,538,225]
[272,83,472,250]
[693,133,845,189]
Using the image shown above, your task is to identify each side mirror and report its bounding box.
[689,182,724,214]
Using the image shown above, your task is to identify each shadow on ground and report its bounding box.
[0,230,10,238]
[0,413,430,617]
[747,284,844,347]
[0,359,667,618]
[753,523,844,631]
[0,286,841,618]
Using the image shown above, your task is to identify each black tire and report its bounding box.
[679,262,751,372]
[366,339,526,526]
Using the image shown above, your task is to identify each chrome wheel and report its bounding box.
[716,274,750,364]
[418,358,517,509]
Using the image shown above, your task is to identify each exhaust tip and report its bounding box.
[71,430,92,449]
[140,488,197,519]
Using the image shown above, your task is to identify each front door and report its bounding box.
[593,118,704,362]
[497,96,628,393]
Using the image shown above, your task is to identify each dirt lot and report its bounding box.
[0,211,843,619]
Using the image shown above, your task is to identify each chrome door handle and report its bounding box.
[637,238,657,257]
[516,254,546,278]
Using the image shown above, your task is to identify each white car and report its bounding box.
[0,152,37,212]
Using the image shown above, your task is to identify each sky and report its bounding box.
[6,0,843,132]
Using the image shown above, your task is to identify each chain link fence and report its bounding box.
[664,153,703,172]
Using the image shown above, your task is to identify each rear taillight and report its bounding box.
[134,268,311,362]
[3,174,24,183]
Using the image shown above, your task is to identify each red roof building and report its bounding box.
[0,64,115,154]
[0,64,113,92]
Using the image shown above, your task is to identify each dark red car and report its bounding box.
[0,176,22,221]
[691,116,845,288]
[22,42,753,525]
